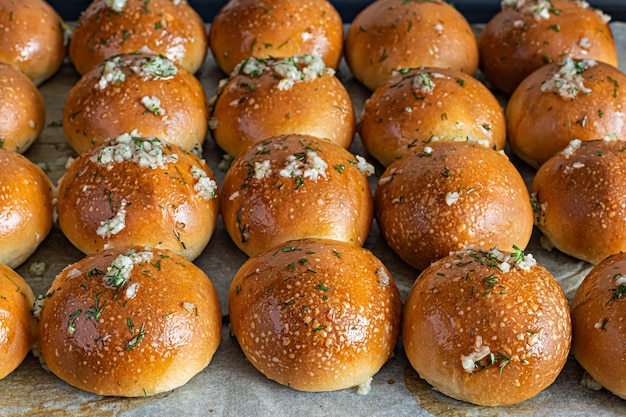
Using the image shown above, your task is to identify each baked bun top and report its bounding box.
[35,246,222,397]
[403,247,571,406]
[209,55,355,157]
[69,0,207,75]
[64,52,209,155]
[507,57,626,168]
[0,62,46,154]
[0,264,36,380]
[229,238,402,392]
[0,0,66,85]
[479,0,618,95]
[57,132,220,261]
[345,0,479,91]
[571,251,626,399]
[359,67,506,167]
[0,149,54,269]
[220,134,374,257]
[209,0,344,74]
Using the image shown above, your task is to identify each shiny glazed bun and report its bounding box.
[0,149,54,269]
[209,0,344,74]
[69,0,207,75]
[507,58,626,168]
[359,67,505,167]
[229,238,402,392]
[64,53,209,155]
[0,264,36,379]
[221,134,374,257]
[571,252,626,399]
[0,62,45,153]
[479,0,617,95]
[36,246,222,397]
[375,141,533,271]
[57,132,219,261]
[0,0,66,85]
[403,247,571,406]
[345,0,478,91]
[210,55,355,157]
[531,138,626,264]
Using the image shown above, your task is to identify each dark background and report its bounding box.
[49,0,626,24]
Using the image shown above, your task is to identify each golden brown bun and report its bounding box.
[531,138,626,264]
[403,247,571,406]
[359,67,505,167]
[345,0,478,91]
[507,58,626,168]
[57,133,219,261]
[210,55,355,157]
[0,149,54,269]
[229,238,402,392]
[64,53,209,155]
[36,246,222,397]
[208,0,343,74]
[375,141,533,271]
[69,0,207,75]
[479,0,618,95]
[0,0,66,85]
[0,62,45,154]
[0,264,35,379]
[571,252,626,399]
[221,134,374,257]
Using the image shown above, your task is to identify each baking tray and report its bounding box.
[1,21,625,417]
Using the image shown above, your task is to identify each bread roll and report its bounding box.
[571,251,626,399]
[359,67,505,167]
[57,131,219,261]
[209,55,355,157]
[479,0,618,95]
[375,141,533,271]
[0,0,66,85]
[507,57,626,168]
[209,0,343,74]
[403,247,571,405]
[0,149,54,269]
[0,264,36,379]
[531,138,626,264]
[0,62,45,154]
[345,0,478,91]
[64,52,209,155]
[229,238,402,392]
[220,134,374,257]
[36,246,222,397]
[69,0,207,75]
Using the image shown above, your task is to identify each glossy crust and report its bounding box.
[571,252,626,399]
[375,141,533,271]
[229,238,402,392]
[0,265,35,380]
[507,58,626,168]
[360,67,505,167]
[0,62,45,153]
[345,0,478,91]
[210,55,355,157]
[64,53,209,155]
[36,247,222,397]
[69,0,207,75]
[0,0,66,85]
[0,149,54,269]
[403,247,571,406]
[208,0,343,74]
[531,139,626,264]
[479,0,618,95]
[220,134,374,257]
[57,134,219,261]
